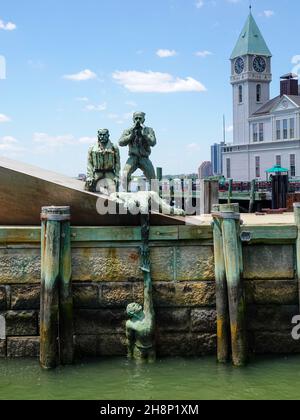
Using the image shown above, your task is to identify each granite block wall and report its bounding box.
[0,236,299,358]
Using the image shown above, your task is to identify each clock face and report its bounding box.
[253,56,266,73]
[235,57,244,74]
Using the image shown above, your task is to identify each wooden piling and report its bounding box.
[40,206,73,369]
[294,203,300,311]
[219,203,247,367]
[212,204,230,363]
[200,180,219,214]
[59,212,74,365]
[40,207,61,369]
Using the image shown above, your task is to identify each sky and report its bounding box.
[0,0,299,176]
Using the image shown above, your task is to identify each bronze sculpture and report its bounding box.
[85,129,120,194]
[126,210,156,362]
[119,112,157,189]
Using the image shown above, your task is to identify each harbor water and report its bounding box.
[0,356,300,400]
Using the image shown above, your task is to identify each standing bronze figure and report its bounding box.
[119,112,157,190]
[85,129,120,194]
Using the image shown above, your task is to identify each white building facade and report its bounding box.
[223,12,300,181]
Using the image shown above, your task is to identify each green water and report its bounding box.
[0,356,300,400]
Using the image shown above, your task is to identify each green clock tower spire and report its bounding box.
[231,12,272,60]
[230,11,272,145]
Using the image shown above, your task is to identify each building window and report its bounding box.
[239,85,243,103]
[259,123,264,142]
[290,154,296,177]
[256,84,261,102]
[276,155,281,167]
[226,158,231,179]
[283,119,288,139]
[255,156,260,178]
[290,118,295,139]
[253,123,258,142]
[276,120,281,140]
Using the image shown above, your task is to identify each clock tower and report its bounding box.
[231,11,272,145]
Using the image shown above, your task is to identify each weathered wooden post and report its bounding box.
[294,203,300,311]
[219,203,247,367]
[212,204,230,363]
[228,179,233,204]
[40,206,73,369]
[40,207,61,369]
[59,210,74,365]
[200,179,219,214]
[249,179,256,213]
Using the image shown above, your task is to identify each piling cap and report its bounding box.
[219,203,240,213]
[41,206,71,221]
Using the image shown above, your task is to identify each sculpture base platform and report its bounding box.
[0,157,184,226]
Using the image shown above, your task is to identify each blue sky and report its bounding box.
[0,0,299,176]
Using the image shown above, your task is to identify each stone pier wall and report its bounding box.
[0,225,299,358]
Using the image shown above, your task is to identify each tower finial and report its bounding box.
[249,1,252,13]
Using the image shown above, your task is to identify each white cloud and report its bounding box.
[107,111,133,125]
[125,100,137,107]
[63,69,97,81]
[27,59,45,70]
[0,136,24,156]
[78,136,97,144]
[113,70,207,93]
[262,10,275,18]
[85,102,107,112]
[33,133,75,153]
[0,19,16,31]
[76,97,89,102]
[225,125,233,133]
[156,49,177,58]
[195,0,204,8]
[0,114,11,123]
[195,50,213,58]
[32,132,98,153]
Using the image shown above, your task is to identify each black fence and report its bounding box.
[220,181,300,194]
